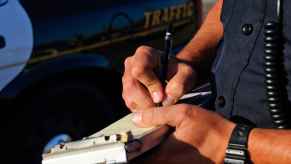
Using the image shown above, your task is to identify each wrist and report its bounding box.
[199,118,235,164]
[216,121,236,164]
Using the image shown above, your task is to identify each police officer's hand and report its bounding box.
[122,46,197,111]
[132,104,235,164]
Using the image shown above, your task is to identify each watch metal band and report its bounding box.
[224,124,253,164]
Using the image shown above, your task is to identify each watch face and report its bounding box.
[0,0,7,7]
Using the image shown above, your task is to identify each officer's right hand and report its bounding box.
[122,46,197,112]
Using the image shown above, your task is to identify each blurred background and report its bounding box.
[203,0,216,16]
[0,0,215,163]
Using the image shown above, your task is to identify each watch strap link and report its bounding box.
[224,124,253,164]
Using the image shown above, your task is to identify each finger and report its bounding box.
[123,57,155,111]
[132,70,164,103]
[133,46,160,68]
[131,46,164,103]
[132,104,193,128]
[163,64,196,106]
[122,75,155,111]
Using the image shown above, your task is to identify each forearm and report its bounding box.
[176,0,224,65]
[249,128,291,163]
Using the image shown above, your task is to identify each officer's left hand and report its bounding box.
[132,104,235,164]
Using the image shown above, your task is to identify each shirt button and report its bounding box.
[241,24,253,36]
[217,96,226,108]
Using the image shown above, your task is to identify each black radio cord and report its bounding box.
[264,0,289,129]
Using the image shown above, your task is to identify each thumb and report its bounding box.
[132,105,189,128]
[163,65,196,106]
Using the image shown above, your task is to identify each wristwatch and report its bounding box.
[224,124,253,164]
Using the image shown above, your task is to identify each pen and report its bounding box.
[160,25,173,87]
[157,25,173,107]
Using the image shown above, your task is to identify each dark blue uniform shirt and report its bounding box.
[212,0,291,128]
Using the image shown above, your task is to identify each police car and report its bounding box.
[0,0,202,163]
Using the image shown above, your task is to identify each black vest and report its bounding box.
[212,0,291,128]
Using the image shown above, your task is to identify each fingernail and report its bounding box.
[132,113,142,123]
[162,96,176,106]
[152,92,163,103]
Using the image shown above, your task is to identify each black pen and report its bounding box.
[160,25,173,88]
[157,25,173,106]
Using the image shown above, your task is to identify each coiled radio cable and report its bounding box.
[264,0,289,129]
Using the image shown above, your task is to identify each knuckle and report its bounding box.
[134,46,159,69]
[176,62,194,76]
[121,75,126,84]
[122,72,135,86]
[135,45,153,55]
[124,82,134,94]
[124,57,132,68]
[131,66,145,78]
[122,80,135,98]
[121,91,127,101]
[167,81,178,90]
[177,104,192,120]
[124,99,137,110]
[121,87,130,100]
[167,81,184,97]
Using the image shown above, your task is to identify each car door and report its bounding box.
[0,0,33,91]
[20,0,200,71]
